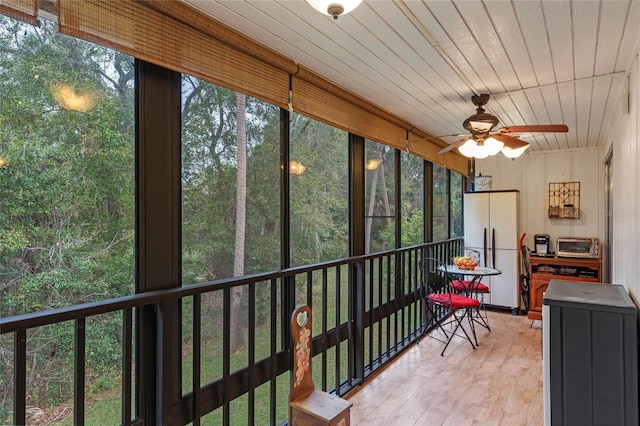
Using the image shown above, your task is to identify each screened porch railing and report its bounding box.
[1,238,463,425]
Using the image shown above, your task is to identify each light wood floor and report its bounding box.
[346,311,543,426]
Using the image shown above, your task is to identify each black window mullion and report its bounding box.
[348,133,365,389]
[280,107,294,353]
[425,161,434,243]
[135,60,182,423]
[122,308,133,426]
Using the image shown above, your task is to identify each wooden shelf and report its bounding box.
[528,256,602,320]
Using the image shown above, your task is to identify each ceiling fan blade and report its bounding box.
[498,124,568,133]
[436,138,467,154]
[491,133,528,149]
[408,133,468,143]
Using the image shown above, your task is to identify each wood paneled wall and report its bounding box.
[473,147,604,253]
[605,53,640,295]
[474,51,640,296]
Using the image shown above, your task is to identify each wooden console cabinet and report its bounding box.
[528,257,602,320]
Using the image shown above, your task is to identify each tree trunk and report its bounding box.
[365,158,379,254]
[230,93,247,353]
[378,161,393,225]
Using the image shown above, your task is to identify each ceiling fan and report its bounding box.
[436,94,568,159]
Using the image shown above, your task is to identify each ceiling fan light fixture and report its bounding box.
[501,144,530,159]
[474,147,490,159]
[306,0,363,19]
[483,137,504,156]
[457,139,478,158]
[458,137,503,159]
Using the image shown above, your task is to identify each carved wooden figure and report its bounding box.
[289,304,352,426]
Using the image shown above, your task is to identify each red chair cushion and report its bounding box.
[450,279,490,293]
[428,293,481,308]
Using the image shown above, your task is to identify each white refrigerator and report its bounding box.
[463,190,520,311]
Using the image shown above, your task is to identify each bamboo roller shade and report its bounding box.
[0,0,39,26]
[292,77,407,152]
[290,76,468,175]
[2,0,468,176]
[57,0,290,110]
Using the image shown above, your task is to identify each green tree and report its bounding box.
[289,115,349,265]
[0,18,134,315]
[181,78,281,285]
[0,16,134,411]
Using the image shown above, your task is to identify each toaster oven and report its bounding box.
[556,237,600,259]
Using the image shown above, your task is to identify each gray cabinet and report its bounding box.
[542,280,638,426]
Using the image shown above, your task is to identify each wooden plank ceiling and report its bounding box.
[185,0,640,153]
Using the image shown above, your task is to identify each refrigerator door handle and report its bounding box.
[483,228,488,267]
[492,228,496,267]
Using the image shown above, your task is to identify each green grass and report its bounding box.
[51,263,421,425]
